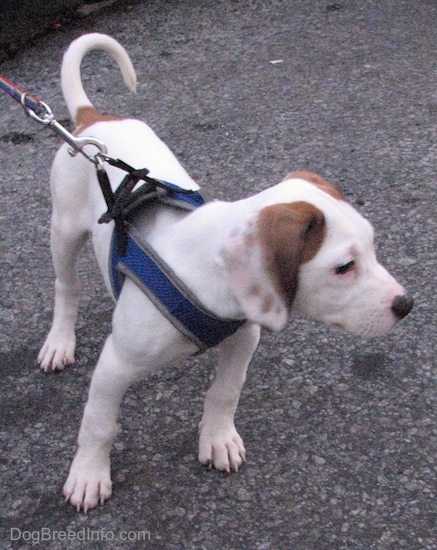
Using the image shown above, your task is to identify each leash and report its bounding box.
[0,74,40,112]
[0,74,108,163]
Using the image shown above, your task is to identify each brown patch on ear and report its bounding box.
[257,201,325,306]
[74,106,121,135]
[285,170,344,200]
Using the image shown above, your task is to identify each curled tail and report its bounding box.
[61,33,137,124]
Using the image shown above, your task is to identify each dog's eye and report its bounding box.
[335,260,355,275]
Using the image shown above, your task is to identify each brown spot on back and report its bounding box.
[257,201,326,307]
[284,170,344,200]
[74,106,121,135]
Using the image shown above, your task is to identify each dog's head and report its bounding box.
[220,171,413,337]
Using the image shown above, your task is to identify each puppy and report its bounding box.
[38,33,413,511]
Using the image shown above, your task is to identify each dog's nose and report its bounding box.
[391,294,414,320]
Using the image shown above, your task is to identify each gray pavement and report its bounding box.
[0,1,435,548]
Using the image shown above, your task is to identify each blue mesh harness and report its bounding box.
[96,158,245,352]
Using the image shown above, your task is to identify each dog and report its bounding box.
[37,33,413,511]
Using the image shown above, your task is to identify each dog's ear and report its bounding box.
[220,201,325,330]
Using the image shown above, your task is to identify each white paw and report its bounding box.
[198,423,246,473]
[38,330,76,372]
[63,455,112,512]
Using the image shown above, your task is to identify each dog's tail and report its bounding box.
[61,33,137,124]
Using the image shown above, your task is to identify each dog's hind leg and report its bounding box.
[38,164,91,371]
[38,218,88,372]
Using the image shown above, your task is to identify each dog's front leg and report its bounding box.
[63,334,137,512]
[198,322,260,472]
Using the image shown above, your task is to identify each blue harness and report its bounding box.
[96,159,245,352]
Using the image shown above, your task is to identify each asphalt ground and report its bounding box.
[0,1,435,548]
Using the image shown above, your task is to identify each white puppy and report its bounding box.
[38,34,413,511]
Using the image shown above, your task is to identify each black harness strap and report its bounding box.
[96,158,205,255]
[96,159,151,254]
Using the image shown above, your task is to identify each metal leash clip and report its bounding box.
[20,92,108,164]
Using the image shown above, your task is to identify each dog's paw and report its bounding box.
[198,424,246,473]
[38,331,76,372]
[63,455,112,512]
